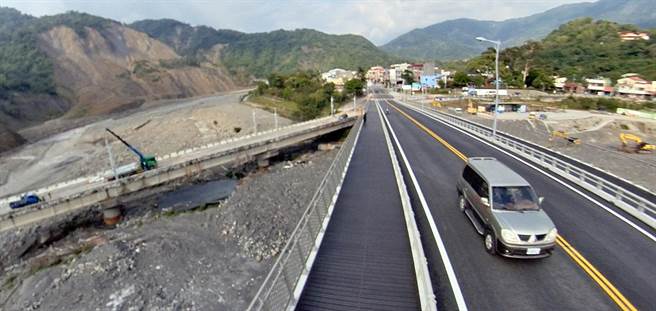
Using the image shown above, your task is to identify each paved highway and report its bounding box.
[297,103,421,310]
[370,91,655,310]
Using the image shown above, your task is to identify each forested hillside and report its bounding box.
[465,18,656,89]
[133,20,398,77]
[220,29,396,77]
[381,0,656,61]
[130,19,244,56]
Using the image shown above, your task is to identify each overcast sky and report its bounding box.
[4,0,589,45]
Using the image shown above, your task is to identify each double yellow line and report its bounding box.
[390,105,467,161]
[387,101,637,311]
[557,236,636,311]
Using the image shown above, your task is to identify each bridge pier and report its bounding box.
[102,206,122,225]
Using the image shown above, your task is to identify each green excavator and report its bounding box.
[106,128,157,171]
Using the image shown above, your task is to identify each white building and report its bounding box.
[619,31,650,41]
[321,68,356,91]
[585,77,613,95]
[553,76,568,90]
[389,63,412,86]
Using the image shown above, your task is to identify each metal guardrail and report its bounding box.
[247,118,363,311]
[399,100,656,230]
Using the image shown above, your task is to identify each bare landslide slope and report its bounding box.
[37,24,238,117]
[0,125,25,154]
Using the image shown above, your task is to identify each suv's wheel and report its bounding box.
[484,230,497,255]
[458,194,467,212]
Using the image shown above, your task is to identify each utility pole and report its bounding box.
[330,96,334,116]
[105,137,118,181]
[274,108,278,130]
[252,110,257,133]
[353,95,356,111]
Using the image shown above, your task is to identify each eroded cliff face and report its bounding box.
[37,24,238,117]
[0,124,25,153]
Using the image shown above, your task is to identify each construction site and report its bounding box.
[417,96,656,192]
[0,90,295,198]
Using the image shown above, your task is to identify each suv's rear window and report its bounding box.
[463,166,488,198]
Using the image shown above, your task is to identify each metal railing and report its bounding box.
[247,118,364,311]
[399,100,656,230]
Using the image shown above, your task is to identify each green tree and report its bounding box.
[248,70,343,121]
[452,72,471,87]
[344,78,365,96]
[356,67,366,82]
[526,69,554,90]
[401,69,415,85]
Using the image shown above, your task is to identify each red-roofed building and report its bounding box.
[366,66,387,83]
[616,74,655,99]
[563,82,585,94]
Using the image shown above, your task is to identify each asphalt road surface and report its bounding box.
[297,102,420,310]
[374,93,655,310]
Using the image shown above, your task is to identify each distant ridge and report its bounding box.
[381,0,656,60]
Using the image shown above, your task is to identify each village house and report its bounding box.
[585,77,613,96]
[616,74,655,99]
[618,31,650,41]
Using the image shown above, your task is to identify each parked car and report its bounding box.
[9,193,41,209]
[456,157,557,258]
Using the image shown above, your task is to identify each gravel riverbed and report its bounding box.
[0,146,337,310]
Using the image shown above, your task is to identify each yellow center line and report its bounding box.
[386,100,638,311]
[389,103,467,161]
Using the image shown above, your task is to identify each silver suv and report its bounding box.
[456,157,557,258]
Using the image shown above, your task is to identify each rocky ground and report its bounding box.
[0,144,337,310]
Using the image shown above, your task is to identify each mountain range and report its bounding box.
[0,8,393,151]
[1,0,655,151]
[130,19,396,77]
[381,0,656,60]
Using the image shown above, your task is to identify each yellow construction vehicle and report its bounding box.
[432,97,442,107]
[619,133,655,153]
[550,130,581,145]
[466,99,477,114]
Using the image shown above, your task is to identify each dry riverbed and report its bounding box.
[0,144,338,310]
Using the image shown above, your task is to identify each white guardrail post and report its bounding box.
[399,97,656,230]
[247,118,364,311]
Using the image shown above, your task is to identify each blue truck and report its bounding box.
[9,193,41,209]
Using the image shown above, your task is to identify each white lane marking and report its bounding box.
[396,100,656,244]
[376,100,437,311]
[377,100,469,311]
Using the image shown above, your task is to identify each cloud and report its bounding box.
[3,0,586,45]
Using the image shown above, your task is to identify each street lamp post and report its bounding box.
[476,36,501,138]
